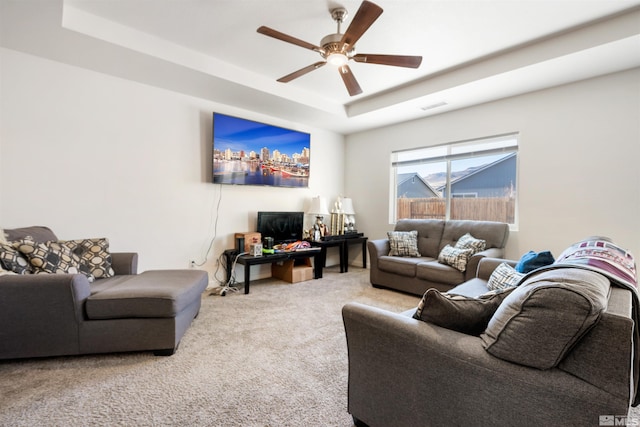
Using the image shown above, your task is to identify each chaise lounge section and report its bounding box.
[0,226,208,359]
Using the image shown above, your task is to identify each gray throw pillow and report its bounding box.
[437,244,474,272]
[455,232,486,253]
[487,262,525,291]
[387,230,421,257]
[481,268,610,369]
[413,287,515,336]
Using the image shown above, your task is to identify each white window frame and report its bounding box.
[390,133,519,227]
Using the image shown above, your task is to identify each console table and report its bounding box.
[309,236,368,273]
[343,236,368,272]
[223,249,322,294]
[309,239,345,272]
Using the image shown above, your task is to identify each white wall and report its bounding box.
[346,68,640,261]
[0,48,345,284]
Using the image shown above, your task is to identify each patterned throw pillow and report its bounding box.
[487,262,525,291]
[0,242,32,274]
[413,287,515,336]
[387,230,421,257]
[455,233,486,253]
[59,238,115,279]
[13,239,95,282]
[438,244,474,272]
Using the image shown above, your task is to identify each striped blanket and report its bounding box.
[555,238,637,291]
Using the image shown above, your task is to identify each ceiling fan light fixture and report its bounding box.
[327,52,349,66]
[258,1,422,96]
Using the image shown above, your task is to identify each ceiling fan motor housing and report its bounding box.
[320,33,355,59]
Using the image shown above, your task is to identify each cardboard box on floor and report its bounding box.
[271,258,313,283]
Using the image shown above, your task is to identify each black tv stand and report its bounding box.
[223,249,322,294]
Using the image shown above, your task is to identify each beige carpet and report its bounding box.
[3,267,639,426]
[0,267,418,427]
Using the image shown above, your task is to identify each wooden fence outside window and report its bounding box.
[397,197,515,224]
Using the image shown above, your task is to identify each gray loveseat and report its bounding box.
[0,226,208,359]
[369,219,509,295]
[343,257,637,426]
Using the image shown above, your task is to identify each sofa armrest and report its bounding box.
[0,273,92,359]
[110,252,138,275]
[367,239,390,258]
[475,257,518,280]
[464,247,505,281]
[367,239,390,271]
[342,302,629,426]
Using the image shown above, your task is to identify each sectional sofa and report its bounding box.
[0,226,208,359]
[344,256,638,426]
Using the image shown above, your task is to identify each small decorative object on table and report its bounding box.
[330,196,357,235]
[308,196,330,241]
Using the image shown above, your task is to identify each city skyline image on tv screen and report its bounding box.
[212,113,310,188]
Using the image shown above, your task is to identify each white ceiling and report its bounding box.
[2,0,640,134]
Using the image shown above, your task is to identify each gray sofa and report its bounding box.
[0,226,208,359]
[369,219,509,295]
[343,257,636,427]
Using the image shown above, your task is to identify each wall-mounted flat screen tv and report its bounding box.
[212,113,310,187]
[257,211,304,244]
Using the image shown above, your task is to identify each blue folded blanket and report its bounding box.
[515,250,555,273]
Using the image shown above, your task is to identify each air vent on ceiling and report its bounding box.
[420,101,448,111]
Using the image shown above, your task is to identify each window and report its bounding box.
[390,133,518,225]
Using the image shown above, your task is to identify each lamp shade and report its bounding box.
[308,196,330,215]
[341,198,356,215]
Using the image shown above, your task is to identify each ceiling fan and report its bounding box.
[257,0,422,96]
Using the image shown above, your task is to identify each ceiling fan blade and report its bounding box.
[257,26,322,52]
[353,54,422,68]
[340,1,383,48]
[338,65,363,96]
[277,61,326,83]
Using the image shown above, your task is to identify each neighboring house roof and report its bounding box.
[437,152,517,194]
[398,173,441,198]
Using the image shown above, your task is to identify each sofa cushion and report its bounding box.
[4,226,58,243]
[447,278,493,297]
[13,239,96,282]
[438,244,474,272]
[378,255,423,277]
[413,287,515,336]
[515,250,555,273]
[487,262,524,291]
[455,233,486,253]
[387,230,421,257]
[416,260,465,285]
[0,242,32,274]
[60,238,115,279]
[86,270,208,319]
[481,268,610,369]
